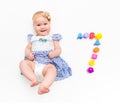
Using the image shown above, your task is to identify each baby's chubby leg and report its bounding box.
[19,60,39,87]
[38,64,57,94]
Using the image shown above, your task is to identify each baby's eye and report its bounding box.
[37,24,41,26]
[44,23,47,25]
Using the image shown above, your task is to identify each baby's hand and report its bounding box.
[48,51,55,59]
[27,52,34,61]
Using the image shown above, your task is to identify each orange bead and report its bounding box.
[93,47,100,53]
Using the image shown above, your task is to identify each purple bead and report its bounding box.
[87,67,94,73]
[83,32,89,39]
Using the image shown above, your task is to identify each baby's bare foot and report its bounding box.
[38,85,50,95]
[30,80,39,87]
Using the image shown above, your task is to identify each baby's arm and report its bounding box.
[25,42,34,61]
[48,40,61,58]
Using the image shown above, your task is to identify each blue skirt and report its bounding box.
[25,50,72,81]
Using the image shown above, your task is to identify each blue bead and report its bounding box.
[94,40,100,46]
[77,33,83,39]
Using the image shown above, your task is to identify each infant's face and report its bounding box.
[33,16,50,36]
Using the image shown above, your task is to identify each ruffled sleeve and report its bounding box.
[52,34,62,41]
[27,34,33,42]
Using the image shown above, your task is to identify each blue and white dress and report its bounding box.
[25,34,72,81]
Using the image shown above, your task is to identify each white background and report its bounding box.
[0,0,120,103]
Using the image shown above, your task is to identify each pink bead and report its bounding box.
[91,54,97,59]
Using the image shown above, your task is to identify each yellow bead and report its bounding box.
[95,33,102,40]
[88,59,95,66]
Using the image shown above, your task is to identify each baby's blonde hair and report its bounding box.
[32,11,51,22]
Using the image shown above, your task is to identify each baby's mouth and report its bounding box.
[41,30,46,32]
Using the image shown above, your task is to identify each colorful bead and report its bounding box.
[94,40,100,46]
[89,32,95,39]
[77,33,83,39]
[88,59,95,66]
[83,32,89,39]
[87,67,94,73]
[93,47,100,53]
[91,54,97,59]
[95,33,102,40]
